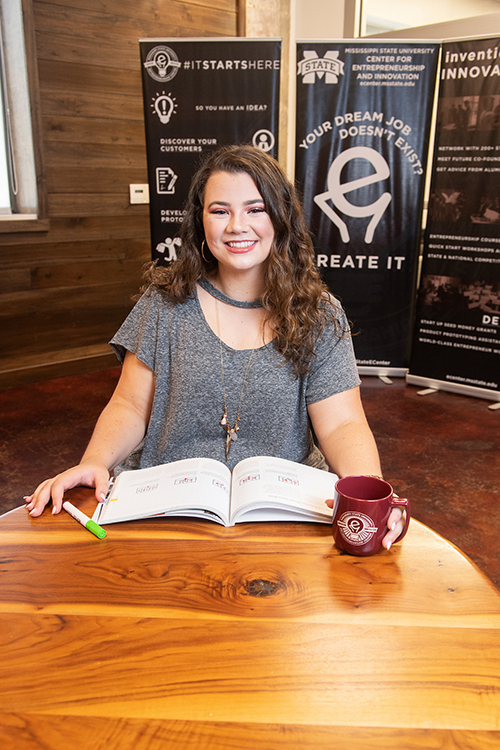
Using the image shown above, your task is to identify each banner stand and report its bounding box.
[358,366,408,379]
[139,38,281,263]
[408,35,500,404]
[406,373,500,407]
[295,40,439,373]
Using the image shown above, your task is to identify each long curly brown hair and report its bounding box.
[144,144,347,375]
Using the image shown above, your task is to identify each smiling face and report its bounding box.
[202,170,275,280]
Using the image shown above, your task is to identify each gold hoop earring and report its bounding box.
[201,240,209,263]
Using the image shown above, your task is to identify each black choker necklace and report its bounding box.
[198,277,263,309]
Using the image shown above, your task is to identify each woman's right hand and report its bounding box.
[24,462,111,518]
[24,352,154,519]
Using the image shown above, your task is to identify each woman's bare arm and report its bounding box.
[308,387,403,549]
[25,351,155,516]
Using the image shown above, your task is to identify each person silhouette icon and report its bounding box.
[256,133,269,150]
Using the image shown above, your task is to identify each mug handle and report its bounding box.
[389,496,411,544]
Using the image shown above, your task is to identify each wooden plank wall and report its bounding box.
[0,0,238,388]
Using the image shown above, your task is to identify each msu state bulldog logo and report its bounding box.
[337,511,378,546]
[297,50,344,84]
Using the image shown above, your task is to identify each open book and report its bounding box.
[92,455,337,527]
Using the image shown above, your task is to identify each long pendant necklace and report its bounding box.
[215,300,261,462]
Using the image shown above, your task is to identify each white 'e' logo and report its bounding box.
[314,146,391,244]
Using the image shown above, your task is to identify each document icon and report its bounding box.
[156,167,177,194]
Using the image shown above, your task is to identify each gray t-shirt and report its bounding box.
[110,286,360,472]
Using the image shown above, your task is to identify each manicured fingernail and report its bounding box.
[386,541,392,551]
[23,496,31,502]
[100,493,107,501]
[391,522,396,531]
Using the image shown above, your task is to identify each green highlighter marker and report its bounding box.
[63,501,107,539]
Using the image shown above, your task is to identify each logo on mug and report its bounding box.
[337,511,378,545]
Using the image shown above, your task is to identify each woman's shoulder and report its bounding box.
[318,291,348,325]
[121,284,196,333]
[111,283,198,359]
[320,289,341,309]
[142,283,172,301]
[311,292,352,353]
[138,283,187,311]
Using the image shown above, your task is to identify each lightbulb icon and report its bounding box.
[143,45,181,83]
[152,93,177,124]
[152,51,169,78]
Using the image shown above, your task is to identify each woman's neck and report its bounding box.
[210,269,264,305]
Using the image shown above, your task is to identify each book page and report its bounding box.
[93,457,232,525]
[230,456,336,525]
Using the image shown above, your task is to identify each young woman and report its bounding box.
[26,145,403,548]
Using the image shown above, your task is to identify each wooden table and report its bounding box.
[1,489,499,750]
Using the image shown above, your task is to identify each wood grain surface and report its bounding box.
[0,0,239,387]
[1,488,499,749]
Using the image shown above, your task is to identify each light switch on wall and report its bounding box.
[129,184,150,204]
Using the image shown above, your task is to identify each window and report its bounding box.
[0,0,47,231]
[360,0,500,37]
[0,42,13,214]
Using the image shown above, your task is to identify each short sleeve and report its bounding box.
[305,303,361,404]
[109,288,165,370]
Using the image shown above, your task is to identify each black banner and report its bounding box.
[140,39,281,263]
[295,41,439,372]
[409,37,500,400]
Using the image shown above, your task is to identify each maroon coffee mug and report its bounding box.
[332,475,410,556]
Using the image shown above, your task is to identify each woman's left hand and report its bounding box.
[382,507,405,550]
[325,499,405,551]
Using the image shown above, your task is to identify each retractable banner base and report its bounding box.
[358,366,408,381]
[406,373,500,405]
